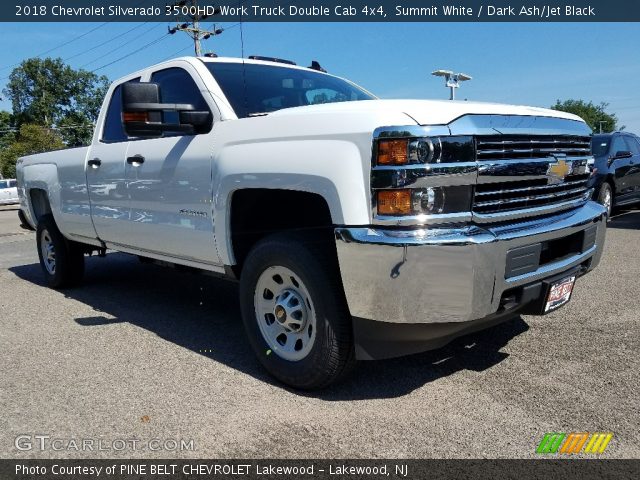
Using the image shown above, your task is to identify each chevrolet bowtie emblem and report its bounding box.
[547,159,571,184]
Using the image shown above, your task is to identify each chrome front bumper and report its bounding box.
[335,201,606,325]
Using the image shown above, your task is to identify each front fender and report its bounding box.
[212,139,369,265]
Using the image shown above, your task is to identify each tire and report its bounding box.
[597,182,613,219]
[18,209,34,230]
[36,214,85,289]
[239,232,355,389]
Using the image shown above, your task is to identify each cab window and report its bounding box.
[610,136,628,156]
[150,67,211,135]
[624,136,640,155]
[101,78,140,143]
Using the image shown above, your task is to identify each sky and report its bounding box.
[1,21,639,132]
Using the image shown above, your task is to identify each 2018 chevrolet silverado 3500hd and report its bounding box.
[17,56,607,389]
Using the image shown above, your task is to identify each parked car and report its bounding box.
[16,56,607,389]
[590,132,640,216]
[0,179,19,205]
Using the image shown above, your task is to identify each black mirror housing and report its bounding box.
[122,82,160,109]
[121,82,211,137]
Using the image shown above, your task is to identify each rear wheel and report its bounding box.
[239,233,354,389]
[36,214,85,288]
[598,182,613,219]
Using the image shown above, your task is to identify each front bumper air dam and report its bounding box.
[334,201,607,360]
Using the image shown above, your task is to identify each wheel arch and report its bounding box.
[29,188,53,226]
[226,188,336,276]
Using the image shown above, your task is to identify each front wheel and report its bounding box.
[598,182,613,219]
[239,233,354,389]
[36,214,85,288]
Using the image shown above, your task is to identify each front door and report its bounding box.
[609,135,635,198]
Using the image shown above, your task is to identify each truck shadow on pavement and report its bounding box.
[10,254,528,400]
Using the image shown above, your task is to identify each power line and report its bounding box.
[90,33,171,73]
[63,22,150,63]
[0,123,94,134]
[79,23,162,69]
[0,23,109,73]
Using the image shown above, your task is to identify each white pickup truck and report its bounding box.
[17,56,606,389]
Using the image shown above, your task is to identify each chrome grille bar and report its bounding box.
[476,135,591,160]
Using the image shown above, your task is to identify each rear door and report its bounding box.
[86,80,138,242]
[120,65,220,266]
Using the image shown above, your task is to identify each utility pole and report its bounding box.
[599,120,606,134]
[431,70,472,100]
[168,0,222,56]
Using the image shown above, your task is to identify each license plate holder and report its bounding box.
[544,275,576,313]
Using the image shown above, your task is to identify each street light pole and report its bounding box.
[431,70,472,100]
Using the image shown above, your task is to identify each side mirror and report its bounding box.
[121,82,212,137]
[613,150,633,160]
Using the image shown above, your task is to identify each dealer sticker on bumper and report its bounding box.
[545,276,576,312]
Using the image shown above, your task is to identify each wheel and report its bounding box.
[239,233,355,389]
[36,214,85,288]
[597,182,613,219]
[18,209,33,230]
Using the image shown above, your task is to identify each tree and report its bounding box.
[2,58,109,147]
[0,111,16,152]
[0,124,65,178]
[551,99,622,133]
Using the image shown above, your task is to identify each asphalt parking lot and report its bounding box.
[0,204,638,459]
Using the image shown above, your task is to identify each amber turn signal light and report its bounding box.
[377,139,408,165]
[377,190,412,215]
[123,112,148,122]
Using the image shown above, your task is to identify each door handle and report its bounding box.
[127,155,145,165]
[87,158,101,168]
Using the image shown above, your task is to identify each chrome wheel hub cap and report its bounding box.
[40,229,56,275]
[603,190,612,213]
[254,266,316,361]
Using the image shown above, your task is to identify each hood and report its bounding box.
[268,99,585,126]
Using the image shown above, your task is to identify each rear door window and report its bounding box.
[101,78,140,143]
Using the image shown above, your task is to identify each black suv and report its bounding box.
[590,132,640,216]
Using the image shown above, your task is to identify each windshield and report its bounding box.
[206,62,376,118]
[591,136,610,157]
[0,181,8,189]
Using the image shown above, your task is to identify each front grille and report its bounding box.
[473,173,590,214]
[473,133,593,219]
[476,135,591,160]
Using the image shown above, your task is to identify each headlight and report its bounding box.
[376,186,472,216]
[376,136,474,166]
